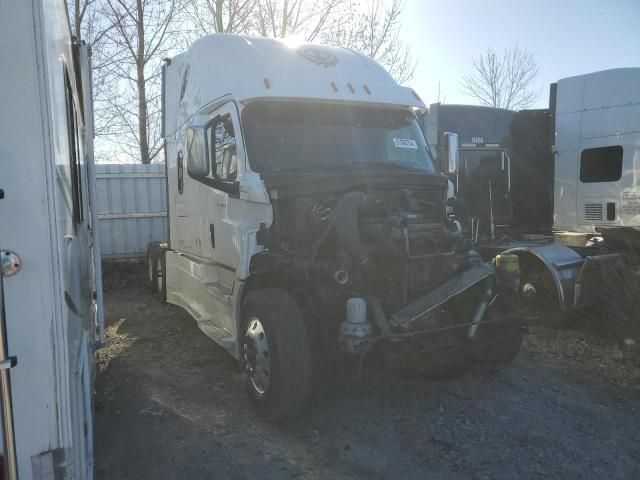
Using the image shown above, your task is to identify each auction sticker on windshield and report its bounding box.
[393,138,418,149]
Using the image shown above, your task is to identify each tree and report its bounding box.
[186,0,415,84]
[183,0,256,39]
[252,0,349,40]
[68,0,123,161]
[100,0,180,164]
[460,45,539,110]
[321,0,415,84]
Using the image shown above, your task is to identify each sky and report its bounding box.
[400,0,640,108]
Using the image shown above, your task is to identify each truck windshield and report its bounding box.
[242,101,435,174]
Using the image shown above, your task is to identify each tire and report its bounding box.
[470,300,523,374]
[146,243,160,293]
[240,289,312,422]
[155,251,167,303]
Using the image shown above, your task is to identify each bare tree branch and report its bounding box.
[460,45,540,110]
[320,0,416,84]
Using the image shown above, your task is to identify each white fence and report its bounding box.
[96,164,167,260]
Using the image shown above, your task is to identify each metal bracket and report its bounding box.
[0,357,17,370]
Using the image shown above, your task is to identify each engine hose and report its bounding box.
[335,191,369,266]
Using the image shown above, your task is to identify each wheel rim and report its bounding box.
[243,317,271,395]
[155,256,163,292]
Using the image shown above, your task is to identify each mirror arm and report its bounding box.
[216,179,240,197]
[506,151,511,194]
[191,174,240,197]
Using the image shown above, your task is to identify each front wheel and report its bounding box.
[469,299,523,374]
[240,289,312,422]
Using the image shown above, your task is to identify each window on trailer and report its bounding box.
[65,69,83,226]
[579,146,623,183]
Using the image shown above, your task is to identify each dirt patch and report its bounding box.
[523,325,640,393]
[95,264,640,479]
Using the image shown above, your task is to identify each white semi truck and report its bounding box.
[0,0,102,478]
[150,34,527,421]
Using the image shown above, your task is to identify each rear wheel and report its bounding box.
[146,243,159,293]
[241,289,312,422]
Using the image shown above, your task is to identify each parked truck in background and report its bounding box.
[0,0,102,478]
[425,68,640,344]
[148,34,529,421]
[425,103,553,241]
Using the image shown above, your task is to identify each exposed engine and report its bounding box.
[255,186,472,308]
[251,185,520,373]
[258,188,466,319]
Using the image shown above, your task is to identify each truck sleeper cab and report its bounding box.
[149,34,524,421]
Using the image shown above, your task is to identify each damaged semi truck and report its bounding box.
[148,35,526,421]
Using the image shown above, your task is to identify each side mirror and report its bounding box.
[444,132,459,174]
[186,127,209,177]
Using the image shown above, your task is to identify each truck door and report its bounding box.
[175,141,206,257]
[200,104,243,272]
[180,102,250,313]
[182,100,273,292]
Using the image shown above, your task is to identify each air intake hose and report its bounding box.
[335,192,370,266]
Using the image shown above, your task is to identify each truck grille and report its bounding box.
[584,203,603,222]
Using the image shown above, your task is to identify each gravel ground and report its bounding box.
[95,265,640,480]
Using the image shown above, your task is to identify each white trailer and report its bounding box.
[151,34,525,421]
[0,0,102,478]
[553,68,640,233]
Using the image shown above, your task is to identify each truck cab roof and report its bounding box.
[165,34,425,134]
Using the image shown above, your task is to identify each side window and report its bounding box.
[186,127,208,176]
[580,146,623,183]
[64,69,83,226]
[208,114,237,180]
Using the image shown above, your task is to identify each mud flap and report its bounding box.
[574,254,626,308]
[576,252,640,352]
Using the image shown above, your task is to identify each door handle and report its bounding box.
[177,151,184,195]
[209,224,215,249]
